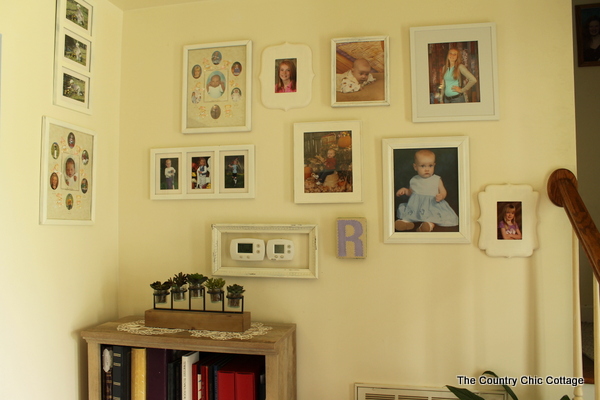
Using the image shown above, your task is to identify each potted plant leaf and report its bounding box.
[446,371,569,400]
[226,284,245,308]
[150,280,172,304]
[168,272,188,302]
[187,273,208,299]
[204,278,226,303]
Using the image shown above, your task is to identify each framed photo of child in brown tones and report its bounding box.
[331,36,389,107]
[293,121,362,204]
[478,184,539,258]
[382,136,470,244]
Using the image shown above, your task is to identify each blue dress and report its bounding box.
[397,174,459,226]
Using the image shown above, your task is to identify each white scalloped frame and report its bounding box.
[259,42,314,111]
[478,184,539,258]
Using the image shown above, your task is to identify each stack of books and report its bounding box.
[100,345,265,400]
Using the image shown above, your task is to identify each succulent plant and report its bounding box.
[187,273,208,285]
[226,284,245,298]
[150,281,172,291]
[204,277,226,291]
[169,272,188,287]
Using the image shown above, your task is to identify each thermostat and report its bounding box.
[230,238,265,261]
[267,239,294,261]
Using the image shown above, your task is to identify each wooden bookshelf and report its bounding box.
[81,315,296,400]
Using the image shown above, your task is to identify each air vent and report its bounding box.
[356,383,507,400]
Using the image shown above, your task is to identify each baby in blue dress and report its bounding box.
[395,149,458,232]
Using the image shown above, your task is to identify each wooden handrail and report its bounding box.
[548,168,600,284]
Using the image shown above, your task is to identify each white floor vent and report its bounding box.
[355,383,507,400]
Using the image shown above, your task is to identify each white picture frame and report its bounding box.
[182,40,252,133]
[54,0,93,114]
[382,136,470,243]
[293,120,362,204]
[259,42,314,111]
[331,36,390,107]
[410,22,499,122]
[40,116,96,225]
[212,224,318,279]
[478,184,539,258]
[150,145,255,200]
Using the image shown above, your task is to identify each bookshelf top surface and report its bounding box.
[81,315,296,354]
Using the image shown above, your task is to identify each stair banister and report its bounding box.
[548,168,600,400]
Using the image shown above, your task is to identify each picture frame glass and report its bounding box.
[188,151,215,194]
[220,150,248,193]
[332,36,389,107]
[153,152,182,196]
[40,117,96,225]
[575,3,600,67]
[294,121,362,204]
[259,42,314,111]
[382,137,470,243]
[410,23,498,122]
[183,40,251,133]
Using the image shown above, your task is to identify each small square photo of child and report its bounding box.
[497,202,522,240]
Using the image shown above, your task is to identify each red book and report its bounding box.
[217,356,264,400]
[146,348,168,400]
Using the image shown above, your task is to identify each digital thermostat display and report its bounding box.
[230,238,265,261]
[267,239,294,261]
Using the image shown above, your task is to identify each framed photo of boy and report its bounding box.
[382,136,470,243]
[40,117,96,225]
[54,66,91,114]
[331,36,389,107]
[150,145,255,200]
[57,0,93,38]
[259,42,314,111]
[294,121,362,204]
[575,3,600,67]
[410,23,499,122]
[478,184,539,258]
[182,40,252,133]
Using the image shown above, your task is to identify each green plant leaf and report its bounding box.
[446,386,486,400]
[481,371,518,400]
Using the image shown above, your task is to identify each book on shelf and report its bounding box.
[101,345,114,400]
[113,345,131,400]
[217,355,265,400]
[182,351,200,400]
[146,348,170,400]
[131,348,147,400]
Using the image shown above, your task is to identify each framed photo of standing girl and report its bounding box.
[382,136,470,243]
[410,23,499,122]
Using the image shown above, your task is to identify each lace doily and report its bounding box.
[117,320,272,341]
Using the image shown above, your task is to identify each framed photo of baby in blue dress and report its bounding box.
[382,136,470,243]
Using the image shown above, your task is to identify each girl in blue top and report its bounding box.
[439,48,477,103]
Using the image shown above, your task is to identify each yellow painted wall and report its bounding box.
[0,0,579,399]
[117,0,577,399]
[0,1,122,399]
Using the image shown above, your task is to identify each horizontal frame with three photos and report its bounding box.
[150,145,255,200]
[382,136,470,243]
[410,22,499,122]
[331,36,390,107]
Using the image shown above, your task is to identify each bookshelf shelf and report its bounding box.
[81,315,296,400]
